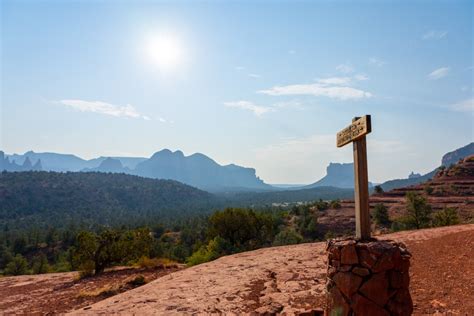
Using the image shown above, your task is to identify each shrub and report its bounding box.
[432,208,460,227]
[424,185,434,195]
[32,254,51,274]
[324,231,336,240]
[329,200,341,209]
[186,236,230,266]
[5,254,29,276]
[373,203,391,227]
[314,200,329,211]
[74,228,152,276]
[78,260,95,279]
[272,229,303,246]
[77,285,119,298]
[404,192,432,229]
[127,275,147,286]
[208,208,275,250]
[374,185,384,194]
[136,256,178,269]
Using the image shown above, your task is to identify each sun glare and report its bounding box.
[147,34,183,71]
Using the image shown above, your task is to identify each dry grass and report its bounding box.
[136,256,179,269]
[76,284,120,298]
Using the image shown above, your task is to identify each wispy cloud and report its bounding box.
[59,99,150,120]
[223,101,273,116]
[422,30,448,40]
[450,98,474,113]
[235,66,245,71]
[428,67,450,80]
[315,75,368,85]
[258,82,372,100]
[369,57,385,67]
[354,74,369,81]
[248,73,261,79]
[316,77,352,85]
[288,49,296,54]
[336,63,354,74]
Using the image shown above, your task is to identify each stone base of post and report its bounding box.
[325,238,413,316]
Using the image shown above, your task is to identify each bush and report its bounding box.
[127,275,147,286]
[32,254,51,274]
[272,229,303,246]
[329,200,341,209]
[424,185,434,195]
[5,254,29,276]
[186,236,230,266]
[78,260,95,279]
[432,208,459,227]
[404,192,432,229]
[373,203,391,227]
[136,256,178,269]
[324,231,336,240]
[374,185,384,194]
[74,228,152,275]
[208,208,275,250]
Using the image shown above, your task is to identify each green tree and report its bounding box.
[432,207,459,227]
[0,245,14,270]
[424,185,434,195]
[186,236,231,266]
[373,203,391,227]
[5,254,29,275]
[273,229,303,246]
[374,185,384,194]
[329,200,341,209]
[208,208,275,250]
[12,236,27,254]
[32,253,51,274]
[74,228,152,276]
[404,192,432,229]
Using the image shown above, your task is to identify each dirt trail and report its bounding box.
[68,224,474,315]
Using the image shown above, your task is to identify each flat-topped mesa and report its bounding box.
[326,238,413,316]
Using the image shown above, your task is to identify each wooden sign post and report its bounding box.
[336,115,372,240]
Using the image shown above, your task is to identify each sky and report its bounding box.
[1,0,473,184]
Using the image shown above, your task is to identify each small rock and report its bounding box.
[333,272,363,298]
[372,252,395,273]
[358,249,377,269]
[359,272,390,306]
[351,293,389,316]
[341,244,358,265]
[326,286,350,316]
[352,267,370,277]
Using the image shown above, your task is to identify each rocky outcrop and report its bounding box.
[0,151,43,172]
[326,238,412,316]
[442,142,474,167]
[82,157,129,173]
[133,149,271,192]
[306,163,373,189]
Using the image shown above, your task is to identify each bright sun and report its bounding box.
[147,34,183,70]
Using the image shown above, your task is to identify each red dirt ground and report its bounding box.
[1,225,472,315]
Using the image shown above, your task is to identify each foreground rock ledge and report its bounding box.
[326,238,413,316]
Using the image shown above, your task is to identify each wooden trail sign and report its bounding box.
[336,115,372,240]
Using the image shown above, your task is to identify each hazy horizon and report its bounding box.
[2,1,473,184]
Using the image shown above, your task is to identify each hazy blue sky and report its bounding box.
[1,0,473,184]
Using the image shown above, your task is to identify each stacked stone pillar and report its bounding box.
[326,239,413,316]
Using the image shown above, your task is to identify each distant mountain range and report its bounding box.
[1,149,270,192]
[2,142,472,192]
